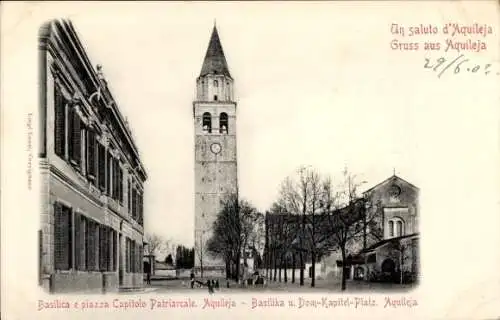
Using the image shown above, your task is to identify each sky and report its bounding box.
[62,2,498,248]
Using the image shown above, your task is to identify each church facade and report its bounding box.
[323,174,420,283]
[193,25,238,275]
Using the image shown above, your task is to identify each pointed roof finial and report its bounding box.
[199,23,232,78]
[214,18,216,27]
[393,168,396,176]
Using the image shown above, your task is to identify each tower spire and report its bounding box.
[199,25,231,78]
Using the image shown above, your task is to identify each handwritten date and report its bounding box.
[424,55,499,78]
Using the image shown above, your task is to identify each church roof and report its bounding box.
[199,25,232,78]
[362,174,419,195]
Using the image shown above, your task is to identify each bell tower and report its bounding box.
[193,25,238,273]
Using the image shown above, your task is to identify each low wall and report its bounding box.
[50,272,103,294]
[155,269,176,277]
[121,273,143,288]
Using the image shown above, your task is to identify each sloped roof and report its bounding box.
[200,26,232,78]
[363,174,419,195]
[360,233,419,253]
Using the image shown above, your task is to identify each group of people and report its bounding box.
[190,270,221,294]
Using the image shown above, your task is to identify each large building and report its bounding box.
[193,25,238,275]
[263,174,420,284]
[338,174,420,282]
[38,19,147,293]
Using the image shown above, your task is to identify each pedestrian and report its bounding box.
[215,279,220,290]
[206,279,213,294]
[144,263,151,285]
[190,270,195,289]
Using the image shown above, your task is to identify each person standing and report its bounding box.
[190,270,195,289]
[144,262,151,285]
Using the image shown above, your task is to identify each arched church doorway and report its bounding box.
[381,258,395,273]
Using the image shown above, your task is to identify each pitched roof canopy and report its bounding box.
[199,25,232,78]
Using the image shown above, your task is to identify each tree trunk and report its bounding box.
[225,259,230,280]
[299,214,305,286]
[284,254,288,283]
[299,251,304,286]
[311,251,316,287]
[400,250,403,285]
[235,252,241,282]
[278,257,282,282]
[273,251,277,281]
[341,247,347,291]
[292,253,296,284]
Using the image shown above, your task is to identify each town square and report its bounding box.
[37,12,419,294]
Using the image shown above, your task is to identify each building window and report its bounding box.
[54,85,67,158]
[97,143,106,191]
[214,80,218,87]
[86,129,97,180]
[388,218,404,238]
[106,151,113,196]
[85,219,96,271]
[54,202,73,271]
[214,95,218,101]
[68,107,82,168]
[112,229,117,271]
[75,213,86,270]
[396,220,403,237]
[202,112,212,133]
[118,166,124,203]
[219,112,228,134]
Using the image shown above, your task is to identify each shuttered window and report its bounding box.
[107,152,113,196]
[107,228,114,271]
[54,85,66,158]
[112,159,119,200]
[112,230,117,271]
[87,129,97,178]
[54,203,72,270]
[75,213,86,270]
[125,238,130,273]
[68,108,82,166]
[131,188,137,220]
[128,179,132,213]
[131,241,136,273]
[98,144,106,191]
[138,192,143,225]
[99,226,106,271]
[118,166,123,204]
[86,220,97,271]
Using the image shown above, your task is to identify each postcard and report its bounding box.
[1,1,499,319]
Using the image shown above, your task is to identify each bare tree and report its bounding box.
[278,167,309,286]
[144,233,166,257]
[277,166,337,287]
[322,167,382,291]
[207,193,261,282]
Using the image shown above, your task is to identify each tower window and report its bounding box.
[219,112,228,134]
[214,95,218,101]
[202,112,212,133]
[214,80,218,87]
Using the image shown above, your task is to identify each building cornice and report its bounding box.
[45,19,148,181]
